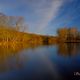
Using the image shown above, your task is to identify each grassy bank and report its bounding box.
[0,26,58,45]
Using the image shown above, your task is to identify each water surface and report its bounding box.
[0,43,80,80]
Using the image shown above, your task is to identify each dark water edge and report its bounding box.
[0,43,80,80]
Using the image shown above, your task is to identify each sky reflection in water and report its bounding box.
[0,44,80,80]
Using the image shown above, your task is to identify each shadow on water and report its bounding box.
[0,43,80,80]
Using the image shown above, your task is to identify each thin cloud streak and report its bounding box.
[0,0,77,35]
[34,0,64,33]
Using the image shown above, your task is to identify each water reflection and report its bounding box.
[0,43,80,80]
[0,44,42,73]
[58,43,80,57]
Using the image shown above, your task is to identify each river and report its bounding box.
[0,43,80,80]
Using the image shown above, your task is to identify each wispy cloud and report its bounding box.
[30,0,65,33]
[0,0,75,35]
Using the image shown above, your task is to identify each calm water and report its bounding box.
[0,43,80,80]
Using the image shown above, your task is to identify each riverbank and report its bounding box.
[0,26,58,45]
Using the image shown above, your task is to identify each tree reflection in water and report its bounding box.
[0,42,80,80]
[0,43,42,73]
[58,43,80,57]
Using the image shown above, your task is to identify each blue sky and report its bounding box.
[0,0,80,35]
